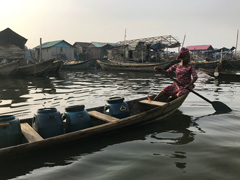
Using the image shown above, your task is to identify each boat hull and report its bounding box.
[0,61,19,76]
[62,59,95,70]
[193,61,218,69]
[97,60,170,72]
[194,60,240,70]
[0,94,188,160]
[200,68,240,80]
[17,59,54,76]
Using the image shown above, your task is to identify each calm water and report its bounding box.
[0,69,240,180]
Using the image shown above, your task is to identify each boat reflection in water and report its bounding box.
[149,111,194,145]
[0,76,56,118]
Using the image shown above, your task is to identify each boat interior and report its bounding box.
[1,94,175,149]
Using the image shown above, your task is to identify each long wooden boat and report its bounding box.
[199,68,240,80]
[0,60,19,76]
[193,60,240,70]
[97,60,171,72]
[0,94,188,160]
[62,59,95,70]
[17,59,54,76]
[192,60,219,69]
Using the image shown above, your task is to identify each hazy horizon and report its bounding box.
[1,0,239,50]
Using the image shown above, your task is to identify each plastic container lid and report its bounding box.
[37,108,58,114]
[107,97,124,104]
[65,105,85,112]
[0,115,16,122]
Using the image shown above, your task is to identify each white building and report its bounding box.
[34,40,75,61]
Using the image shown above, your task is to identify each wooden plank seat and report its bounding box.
[88,110,120,123]
[139,100,167,106]
[20,123,43,143]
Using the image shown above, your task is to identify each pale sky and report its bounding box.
[1,0,239,50]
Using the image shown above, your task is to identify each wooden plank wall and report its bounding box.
[0,44,25,65]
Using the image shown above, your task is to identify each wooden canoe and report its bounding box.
[97,60,171,72]
[0,60,19,76]
[192,61,219,70]
[17,59,54,76]
[0,94,188,160]
[62,59,95,70]
[199,68,240,80]
[193,60,240,70]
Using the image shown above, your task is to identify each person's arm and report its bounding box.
[184,76,198,89]
[184,65,198,89]
[154,64,177,74]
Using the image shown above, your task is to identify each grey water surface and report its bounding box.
[0,69,240,180]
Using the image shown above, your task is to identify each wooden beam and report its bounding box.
[139,100,167,106]
[88,111,120,123]
[20,123,43,143]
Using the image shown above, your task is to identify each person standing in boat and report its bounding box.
[152,47,198,101]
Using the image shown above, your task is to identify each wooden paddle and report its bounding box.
[163,73,232,113]
[214,49,223,77]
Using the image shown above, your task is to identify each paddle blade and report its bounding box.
[211,101,232,113]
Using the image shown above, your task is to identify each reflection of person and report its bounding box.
[152,47,198,101]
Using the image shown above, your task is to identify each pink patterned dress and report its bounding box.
[163,64,198,97]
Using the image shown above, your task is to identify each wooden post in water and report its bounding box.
[40,38,42,62]
[235,30,239,57]
[220,49,223,63]
[123,29,126,62]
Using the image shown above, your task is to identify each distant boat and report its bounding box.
[0,60,19,76]
[193,60,240,70]
[192,60,219,69]
[62,59,95,70]
[199,68,240,80]
[17,59,54,76]
[97,60,170,72]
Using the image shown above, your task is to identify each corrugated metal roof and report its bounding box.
[91,42,120,48]
[186,45,214,51]
[91,42,108,48]
[35,40,73,49]
[73,42,91,48]
[42,40,63,48]
[0,28,27,49]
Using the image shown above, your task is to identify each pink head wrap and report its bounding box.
[177,47,190,60]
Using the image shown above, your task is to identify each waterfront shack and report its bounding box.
[186,45,215,61]
[110,35,181,63]
[106,41,148,62]
[0,28,27,65]
[73,42,91,61]
[34,40,75,61]
[86,42,119,60]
